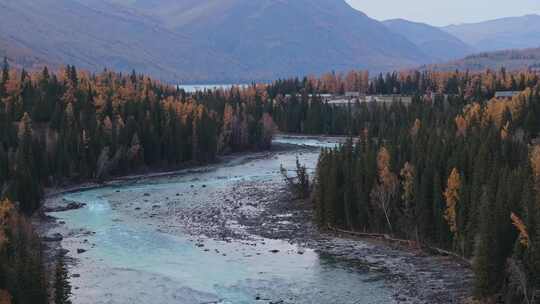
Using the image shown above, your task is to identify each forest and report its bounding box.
[269,69,537,135]
[2,56,540,303]
[0,58,275,304]
[295,69,540,303]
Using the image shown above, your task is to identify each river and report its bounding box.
[41,135,470,304]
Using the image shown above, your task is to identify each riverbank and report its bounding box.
[42,141,306,200]
[35,135,472,304]
[243,189,473,303]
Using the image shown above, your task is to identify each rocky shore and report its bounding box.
[35,137,472,304]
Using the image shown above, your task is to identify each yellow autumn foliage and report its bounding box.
[455,115,467,137]
[444,168,461,233]
[463,102,482,126]
[377,147,391,173]
[482,89,529,128]
[410,119,421,138]
[511,212,529,248]
[500,122,510,140]
[0,199,14,250]
[400,162,415,204]
[530,145,540,179]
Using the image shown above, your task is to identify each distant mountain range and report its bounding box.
[420,48,540,72]
[382,19,475,61]
[0,0,539,82]
[443,14,540,52]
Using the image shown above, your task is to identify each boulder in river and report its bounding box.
[44,202,86,212]
[42,233,63,242]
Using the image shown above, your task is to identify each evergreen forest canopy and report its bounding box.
[0,59,275,304]
[0,58,276,215]
[268,69,539,135]
[294,69,540,302]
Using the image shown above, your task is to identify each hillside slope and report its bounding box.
[420,48,540,72]
[0,0,240,82]
[0,0,431,82]
[443,14,540,52]
[383,19,474,61]
[167,0,428,78]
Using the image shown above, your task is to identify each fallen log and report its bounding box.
[327,225,472,267]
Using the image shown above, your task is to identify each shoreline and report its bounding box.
[34,138,472,304]
[42,141,308,200]
[242,190,473,304]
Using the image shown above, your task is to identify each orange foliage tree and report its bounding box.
[371,147,399,232]
[511,212,529,249]
[444,168,461,235]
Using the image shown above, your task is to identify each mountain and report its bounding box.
[420,47,540,72]
[383,19,474,61]
[0,0,237,83]
[0,37,50,70]
[0,0,430,83]
[443,14,540,52]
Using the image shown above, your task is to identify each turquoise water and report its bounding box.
[48,136,394,304]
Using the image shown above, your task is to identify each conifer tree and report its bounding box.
[473,187,498,297]
[10,113,41,214]
[400,162,416,238]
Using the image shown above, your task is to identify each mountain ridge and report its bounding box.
[0,0,430,82]
[442,14,540,52]
[420,47,540,72]
[383,18,474,61]
[5,0,537,83]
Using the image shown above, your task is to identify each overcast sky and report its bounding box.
[345,0,540,26]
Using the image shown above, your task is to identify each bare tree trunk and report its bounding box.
[382,203,393,233]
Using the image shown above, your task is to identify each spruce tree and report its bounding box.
[10,113,41,214]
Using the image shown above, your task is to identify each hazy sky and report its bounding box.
[345,0,540,26]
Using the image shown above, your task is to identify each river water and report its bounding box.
[46,135,395,304]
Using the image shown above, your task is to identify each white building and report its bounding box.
[494,91,521,99]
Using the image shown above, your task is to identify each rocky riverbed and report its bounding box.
[36,135,472,304]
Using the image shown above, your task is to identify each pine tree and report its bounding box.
[473,187,498,298]
[400,162,416,238]
[10,113,41,214]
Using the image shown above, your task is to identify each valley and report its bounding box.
[38,135,471,304]
[1,1,539,302]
